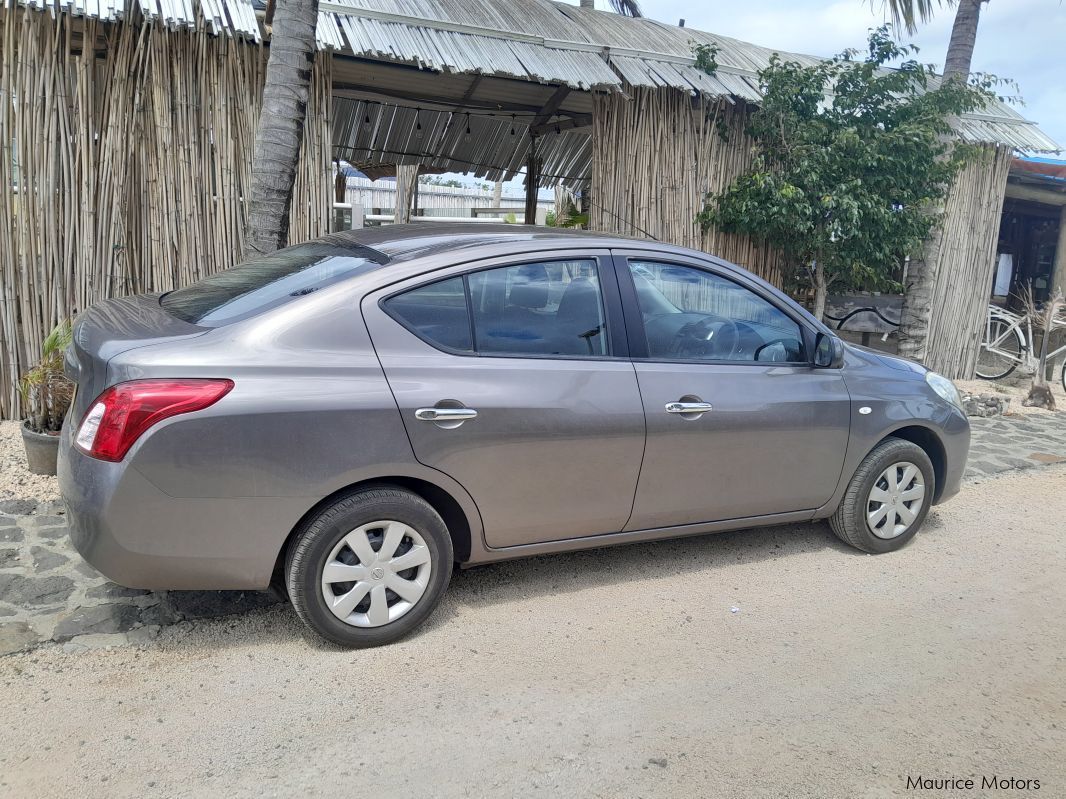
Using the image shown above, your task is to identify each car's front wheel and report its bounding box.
[286,486,453,647]
[829,438,935,554]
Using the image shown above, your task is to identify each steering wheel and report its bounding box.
[671,317,740,360]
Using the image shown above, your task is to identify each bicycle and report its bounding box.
[976,303,1066,392]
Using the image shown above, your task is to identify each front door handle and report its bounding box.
[415,407,478,422]
[665,401,713,417]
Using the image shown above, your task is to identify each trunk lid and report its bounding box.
[66,294,207,420]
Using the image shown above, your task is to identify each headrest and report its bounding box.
[508,263,549,309]
[557,277,598,321]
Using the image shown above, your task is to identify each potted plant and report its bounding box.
[18,321,74,475]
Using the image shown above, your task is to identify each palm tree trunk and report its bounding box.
[244,0,320,259]
[897,228,944,362]
[943,0,983,82]
[896,0,984,363]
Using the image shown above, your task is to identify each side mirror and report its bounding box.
[814,332,845,368]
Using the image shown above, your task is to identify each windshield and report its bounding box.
[161,242,388,326]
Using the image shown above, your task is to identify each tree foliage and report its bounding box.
[697,27,1001,318]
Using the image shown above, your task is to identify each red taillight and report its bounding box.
[75,379,234,462]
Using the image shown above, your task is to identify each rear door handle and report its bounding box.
[415,407,478,422]
[665,401,713,415]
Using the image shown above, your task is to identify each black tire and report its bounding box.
[829,438,935,554]
[285,485,453,648]
[1061,358,1066,396]
[975,317,1021,381]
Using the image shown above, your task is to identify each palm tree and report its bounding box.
[882,0,984,79]
[579,0,643,16]
[887,0,989,363]
[245,0,321,258]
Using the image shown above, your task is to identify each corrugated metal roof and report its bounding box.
[14,0,1061,153]
[333,97,590,186]
[318,0,1061,153]
[14,0,261,40]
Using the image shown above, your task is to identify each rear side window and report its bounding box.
[161,242,388,326]
[468,260,607,356]
[384,259,609,358]
[384,277,472,352]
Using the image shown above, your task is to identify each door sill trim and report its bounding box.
[468,508,818,566]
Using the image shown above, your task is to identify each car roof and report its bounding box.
[326,223,648,263]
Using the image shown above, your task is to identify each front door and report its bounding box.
[362,253,646,548]
[615,255,852,531]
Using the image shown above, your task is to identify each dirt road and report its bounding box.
[2,465,1064,798]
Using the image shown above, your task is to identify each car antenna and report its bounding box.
[582,198,660,242]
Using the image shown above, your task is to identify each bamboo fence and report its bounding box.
[923,143,1012,379]
[0,7,332,418]
[589,87,785,287]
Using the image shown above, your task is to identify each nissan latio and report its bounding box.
[58,224,970,647]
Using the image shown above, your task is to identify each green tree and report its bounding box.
[698,27,996,320]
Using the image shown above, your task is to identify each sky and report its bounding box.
[589,0,1066,149]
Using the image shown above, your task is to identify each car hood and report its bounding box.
[844,342,927,376]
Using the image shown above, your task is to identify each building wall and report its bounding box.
[0,9,332,418]
[589,87,785,287]
[342,176,549,217]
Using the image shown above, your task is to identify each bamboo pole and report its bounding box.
[589,86,785,287]
[0,6,331,417]
[923,143,1013,379]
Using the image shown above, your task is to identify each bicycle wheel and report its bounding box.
[1061,358,1066,395]
[976,317,1023,380]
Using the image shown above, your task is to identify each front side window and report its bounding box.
[629,261,805,363]
[385,259,609,358]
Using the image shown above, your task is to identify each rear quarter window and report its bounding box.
[161,242,388,326]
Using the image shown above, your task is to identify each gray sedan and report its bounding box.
[59,224,969,647]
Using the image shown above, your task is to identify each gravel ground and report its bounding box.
[0,422,60,503]
[1,464,1063,799]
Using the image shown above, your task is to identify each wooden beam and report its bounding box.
[1005,181,1066,207]
[530,86,571,129]
[1053,205,1066,296]
[530,114,592,136]
[332,82,547,114]
[524,136,540,224]
[455,75,484,112]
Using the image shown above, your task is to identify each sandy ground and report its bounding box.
[0,465,1063,799]
[0,421,61,503]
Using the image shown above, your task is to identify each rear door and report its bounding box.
[362,251,646,549]
[614,252,852,531]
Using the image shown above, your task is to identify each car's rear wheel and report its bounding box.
[286,486,453,647]
[829,438,934,554]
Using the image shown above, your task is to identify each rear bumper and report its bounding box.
[57,425,302,591]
